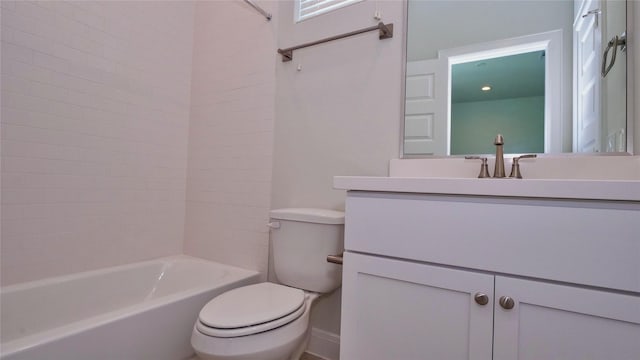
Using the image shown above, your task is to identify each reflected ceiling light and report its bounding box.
[481,85,492,91]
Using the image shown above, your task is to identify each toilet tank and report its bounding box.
[269,208,344,293]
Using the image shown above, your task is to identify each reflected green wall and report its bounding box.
[451,96,544,155]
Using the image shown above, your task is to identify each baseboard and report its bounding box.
[306,327,340,360]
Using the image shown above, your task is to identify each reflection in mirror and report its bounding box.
[451,51,545,155]
[403,0,628,157]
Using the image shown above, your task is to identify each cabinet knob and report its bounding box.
[474,292,489,305]
[499,296,515,310]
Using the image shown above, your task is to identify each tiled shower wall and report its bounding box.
[183,1,277,279]
[1,1,195,285]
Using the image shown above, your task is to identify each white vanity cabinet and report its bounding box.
[339,191,640,360]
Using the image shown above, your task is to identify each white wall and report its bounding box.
[183,0,277,280]
[451,96,545,155]
[272,0,404,339]
[407,0,574,61]
[0,1,195,285]
[272,0,403,211]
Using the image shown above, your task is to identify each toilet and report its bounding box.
[191,208,345,360]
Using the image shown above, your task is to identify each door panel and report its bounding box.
[340,252,493,360]
[494,276,640,360]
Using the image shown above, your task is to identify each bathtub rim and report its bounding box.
[1,254,257,293]
[0,255,260,358]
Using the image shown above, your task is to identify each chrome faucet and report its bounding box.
[493,134,506,178]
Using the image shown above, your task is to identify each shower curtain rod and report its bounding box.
[243,0,272,21]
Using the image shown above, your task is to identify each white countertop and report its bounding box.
[334,156,640,201]
[333,176,640,201]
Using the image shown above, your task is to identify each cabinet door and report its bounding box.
[340,252,494,360]
[494,276,640,360]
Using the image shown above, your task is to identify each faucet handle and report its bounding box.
[465,156,490,178]
[509,154,537,179]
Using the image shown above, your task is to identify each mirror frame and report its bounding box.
[399,0,635,158]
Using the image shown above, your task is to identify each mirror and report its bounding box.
[403,0,629,157]
[450,51,546,155]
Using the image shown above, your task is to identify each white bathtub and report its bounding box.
[0,256,260,360]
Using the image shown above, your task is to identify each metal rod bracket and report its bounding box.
[379,22,393,39]
[278,49,293,62]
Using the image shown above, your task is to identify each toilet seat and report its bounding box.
[197,283,306,338]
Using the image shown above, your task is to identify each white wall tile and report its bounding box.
[1,1,195,285]
[183,0,277,281]
[1,42,33,63]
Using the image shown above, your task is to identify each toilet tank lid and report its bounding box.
[270,208,345,224]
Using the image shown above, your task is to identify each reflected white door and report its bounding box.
[574,0,602,152]
[404,59,447,155]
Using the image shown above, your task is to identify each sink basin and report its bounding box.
[334,156,640,201]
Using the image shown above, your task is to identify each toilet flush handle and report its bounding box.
[327,252,344,265]
[267,221,280,229]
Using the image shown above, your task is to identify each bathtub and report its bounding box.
[0,255,260,360]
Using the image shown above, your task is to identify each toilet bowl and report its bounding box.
[191,208,344,360]
[192,283,319,360]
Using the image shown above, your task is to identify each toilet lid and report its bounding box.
[198,282,305,330]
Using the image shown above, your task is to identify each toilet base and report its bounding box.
[192,319,306,360]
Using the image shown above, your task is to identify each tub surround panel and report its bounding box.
[183,0,278,279]
[0,1,195,285]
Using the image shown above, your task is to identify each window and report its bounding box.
[296,0,363,22]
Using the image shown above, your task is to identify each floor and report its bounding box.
[300,352,327,360]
